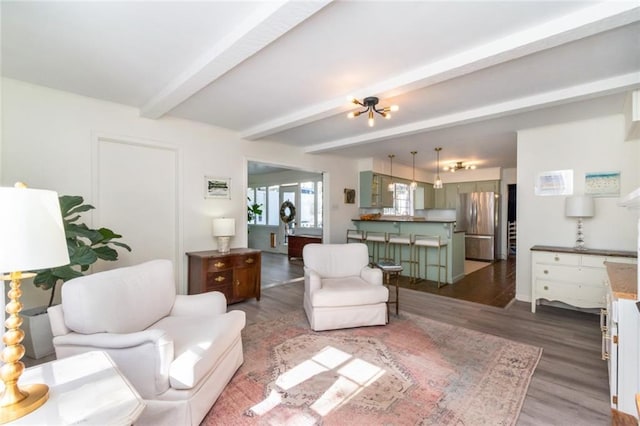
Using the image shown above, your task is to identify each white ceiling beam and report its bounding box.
[241,2,640,140]
[140,0,333,119]
[305,73,640,154]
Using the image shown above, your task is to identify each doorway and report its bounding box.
[247,161,324,257]
[507,184,517,256]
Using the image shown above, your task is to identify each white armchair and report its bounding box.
[302,243,388,331]
[47,259,245,426]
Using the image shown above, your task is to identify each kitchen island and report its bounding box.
[352,218,465,284]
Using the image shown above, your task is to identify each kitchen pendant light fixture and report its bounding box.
[410,151,418,190]
[434,147,443,189]
[444,161,476,172]
[347,96,399,127]
[388,154,395,192]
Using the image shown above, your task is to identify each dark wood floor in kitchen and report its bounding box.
[243,252,611,425]
[260,251,516,308]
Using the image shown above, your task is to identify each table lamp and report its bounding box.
[565,195,595,250]
[212,218,235,254]
[0,183,70,423]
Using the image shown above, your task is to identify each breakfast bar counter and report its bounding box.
[352,218,464,283]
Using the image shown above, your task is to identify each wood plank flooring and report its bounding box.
[242,252,611,425]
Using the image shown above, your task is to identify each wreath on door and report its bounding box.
[279,201,296,223]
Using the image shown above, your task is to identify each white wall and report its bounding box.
[516,114,639,302]
[1,78,360,307]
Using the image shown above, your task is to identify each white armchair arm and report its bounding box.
[171,291,227,316]
[52,329,174,399]
[360,266,383,285]
[53,329,169,349]
[304,267,322,294]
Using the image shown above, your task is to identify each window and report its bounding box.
[248,178,323,228]
[267,186,279,226]
[383,183,413,216]
[254,187,266,225]
[300,182,315,228]
[316,181,323,227]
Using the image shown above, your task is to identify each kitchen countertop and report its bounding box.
[604,262,638,300]
[352,218,456,223]
[530,245,637,258]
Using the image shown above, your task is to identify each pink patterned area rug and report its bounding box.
[203,311,542,425]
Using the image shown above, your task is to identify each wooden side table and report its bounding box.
[186,248,261,304]
[288,235,322,259]
[376,261,402,318]
[3,351,144,425]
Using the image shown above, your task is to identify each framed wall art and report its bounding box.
[344,188,356,204]
[534,169,573,196]
[585,171,620,197]
[204,176,231,199]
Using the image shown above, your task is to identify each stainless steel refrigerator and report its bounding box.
[456,192,499,261]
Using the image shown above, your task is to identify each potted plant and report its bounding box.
[22,195,131,358]
[247,198,263,222]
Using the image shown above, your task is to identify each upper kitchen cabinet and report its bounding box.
[359,171,393,208]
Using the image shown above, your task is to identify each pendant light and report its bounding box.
[388,154,395,191]
[410,151,418,190]
[434,147,443,189]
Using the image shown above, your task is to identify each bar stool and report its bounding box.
[346,229,366,244]
[413,234,448,288]
[386,232,417,281]
[364,231,387,264]
[375,260,402,319]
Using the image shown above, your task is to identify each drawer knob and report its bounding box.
[215,261,225,268]
[543,270,548,274]
[215,276,225,282]
[245,258,255,264]
[544,285,548,290]
[554,256,559,261]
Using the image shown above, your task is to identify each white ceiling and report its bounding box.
[2,1,639,174]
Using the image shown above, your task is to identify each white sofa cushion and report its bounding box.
[154,310,246,390]
[61,259,176,334]
[310,277,388,307]
[303,243,369,278]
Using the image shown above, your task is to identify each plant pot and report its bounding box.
[21,306,54,359]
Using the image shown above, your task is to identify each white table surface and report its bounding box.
[2,351,145,425]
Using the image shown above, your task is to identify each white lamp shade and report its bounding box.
[0,186,70,273]
[565,195,595,218]
[212,217,235,237]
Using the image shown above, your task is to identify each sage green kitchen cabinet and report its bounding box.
[434,185,446,208]
[445,183,458,208]
[359,171,394,208]
[476,180,500,193]
[457,182,477,194]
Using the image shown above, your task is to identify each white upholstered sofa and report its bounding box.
[302,243,388,331]
[48,259,245,425]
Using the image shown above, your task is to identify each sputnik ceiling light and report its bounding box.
[444,161,476,172]
[347,96,399,127]
[410,151,418,190]
[388,154,395,192]
[434,147,443,189]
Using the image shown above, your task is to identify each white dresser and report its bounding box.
[601,262,639,418]
[530,246,637,313]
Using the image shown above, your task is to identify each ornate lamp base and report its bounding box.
[1,272,49,424]
[0,383,49,423]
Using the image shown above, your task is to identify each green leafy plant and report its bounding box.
[33,195,132,307]
[247,198,263,222]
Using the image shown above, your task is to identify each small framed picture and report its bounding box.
[534,169,573,196]
[585,171,620,197]
[344,188,356,204]
[205,176,231,199]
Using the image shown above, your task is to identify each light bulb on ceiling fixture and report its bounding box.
[434,147,443,189]
[410,151,418,190]
[388,154,395,191]
[347,96,398,127]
